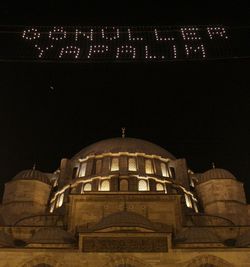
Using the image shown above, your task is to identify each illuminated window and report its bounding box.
[95,159,102,174]
[79,162,87,177]
[156,183,164,191]
[169,167,176,179]
[120,179,129,191]
[49,202,55,213]
[193,201,199,213]
[184,194,192,208]
[83,183,92,192]
[100,180,110,191]
[161,162,169,177]
[138,180,148,191]
[145,159,153,174]
[111,158,119,171]
[128,158,137,171]
[57,193,64,208]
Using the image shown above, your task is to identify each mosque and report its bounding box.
[0,136,250,266]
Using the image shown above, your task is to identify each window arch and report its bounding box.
[145,159,153,174]
[120,179,129,191]
[82,183,92,192]
[95,159,102,174]
[49,201,55,213]
[156,183,164,191]
[100,180,110,191]
[56,193,64,208]
[138,180,148,191]
[184,194,192,208]
[79,162,87,177]
[128,158,137,171]
[111,158,119,171]
[160,162,169,177]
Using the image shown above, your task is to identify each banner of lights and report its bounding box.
[0,25,249,62]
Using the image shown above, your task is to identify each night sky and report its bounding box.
[0,3,250,200]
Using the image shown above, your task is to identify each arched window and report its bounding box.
[128,158,137,171]
[160,162,169,177]
[145,159,153,174]
[79,162,87,177]
[138,180,148,191]
[82,183,92,192]
[95,159,102,174]
[120,179,129,191]
[100,180,110,191]
[49,201,55,213]
[184,194,192,208]
[156,183,164,191]
[111,158,119,171]
[56,193,64,208]
[193,201,199,213]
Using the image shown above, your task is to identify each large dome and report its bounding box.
[72,137,175,160]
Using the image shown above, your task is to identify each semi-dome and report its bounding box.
[13,169,51,185]
[72,137,175,160]
[199,168,236,184]
[29,227,75,244]
[89,211,156,231]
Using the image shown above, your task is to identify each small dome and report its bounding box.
[90,211,155,231]
[29,227,75,244]
[236,230,250,247]
[72,137,175,160]
[13,169,51,185]
[175,227,220,243]
[0,231,14,247]
[199,168,236,184]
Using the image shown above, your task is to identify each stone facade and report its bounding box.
[0,137,249,266]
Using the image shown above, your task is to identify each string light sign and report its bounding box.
[0,25,244,62]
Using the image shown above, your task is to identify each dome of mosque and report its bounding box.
[72,137,175,160]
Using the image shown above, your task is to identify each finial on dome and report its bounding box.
[212,162,216,169]
[121,127,126,138]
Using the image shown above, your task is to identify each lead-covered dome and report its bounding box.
[199,168,236,184]
[13,169,51,185]
[72,137,175,160]
[89,211,156,231]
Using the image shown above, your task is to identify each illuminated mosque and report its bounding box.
[0,136,250,266]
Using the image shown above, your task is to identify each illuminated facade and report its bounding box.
[0,137,250,266]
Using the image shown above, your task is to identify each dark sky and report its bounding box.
[0,2,250,200]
